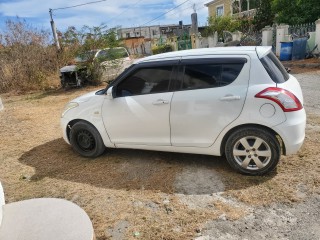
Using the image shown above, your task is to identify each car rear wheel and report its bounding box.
[225,127,280,175]
[70,121,105,158]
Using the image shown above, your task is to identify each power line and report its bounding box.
[106,0,144,24]
[51,0,109,11]
[140,0,190,27]
[165,0,208,18]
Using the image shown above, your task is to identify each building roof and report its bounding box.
[204,0,218,6]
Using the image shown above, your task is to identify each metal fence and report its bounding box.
[289,22,316,38]
[240,31,262,46]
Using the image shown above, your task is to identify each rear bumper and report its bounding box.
[273,109,306,155]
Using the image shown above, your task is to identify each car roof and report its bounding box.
[135,46,272,64]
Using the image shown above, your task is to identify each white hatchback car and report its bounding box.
[61,46,306,175]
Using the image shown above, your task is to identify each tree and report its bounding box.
[204,16,240,39]
[272,0,320,25]
[253,0,274,30]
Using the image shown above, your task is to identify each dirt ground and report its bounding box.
[0,67,320,239]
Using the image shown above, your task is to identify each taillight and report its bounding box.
[255,87,303,112]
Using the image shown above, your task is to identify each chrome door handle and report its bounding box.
[152,99,169,105]
[220,95,241,101]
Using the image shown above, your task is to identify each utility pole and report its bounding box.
[49,9,61,51]
[191,4,198,35]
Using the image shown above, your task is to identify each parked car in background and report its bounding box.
[60,47,132,88]
[60,46,306,175]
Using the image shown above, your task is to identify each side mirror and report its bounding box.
[106,86,114,100]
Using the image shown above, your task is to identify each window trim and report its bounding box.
[174,59,246,91]
[216,4,224,17]
[180,58,247,65]
[112,61,179,98]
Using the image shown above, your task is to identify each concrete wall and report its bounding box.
[123,37,149,55]
[262,26,273,47]
[315,19,320,53]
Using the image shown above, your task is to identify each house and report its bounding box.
[117,25,162,40]
[205,0,258,18]
[117,24,191,55]
[117,24,191,41]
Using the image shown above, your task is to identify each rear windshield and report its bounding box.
[260,52,289,83]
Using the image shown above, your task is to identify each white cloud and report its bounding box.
[0,0,209,31]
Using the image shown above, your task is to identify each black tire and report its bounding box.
[225,127,280,175]
[70,121,105,158]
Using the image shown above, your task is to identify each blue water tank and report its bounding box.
[292,38,307,60]
[280,42,293,61]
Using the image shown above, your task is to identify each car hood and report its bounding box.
[72,90,98,103]
[60,65,77,73]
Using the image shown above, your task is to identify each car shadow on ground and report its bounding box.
[19,138,276,195]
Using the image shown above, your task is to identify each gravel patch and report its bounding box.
[196,194,320,240]
[295,70,320,115]
[174,166,225,195]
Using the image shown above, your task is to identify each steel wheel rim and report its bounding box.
[233,136,272,170]
[76,130,95,152]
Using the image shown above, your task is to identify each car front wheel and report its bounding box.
[70,121,105,158]
[225,127,281,175]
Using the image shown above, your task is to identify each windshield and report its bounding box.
[260,52,289,83]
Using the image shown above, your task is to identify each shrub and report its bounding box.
[203,16,240,39]
[152,44,173,55]
[0,18,59,93]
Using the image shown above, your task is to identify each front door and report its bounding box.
[102,64,175,146]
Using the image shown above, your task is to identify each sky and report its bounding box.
[0,0,210,33]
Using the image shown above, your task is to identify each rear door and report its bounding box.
[170,56,250,147]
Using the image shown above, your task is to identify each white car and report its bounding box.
[61,46,306,175]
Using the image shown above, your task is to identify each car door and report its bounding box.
[102,62,177,146]
[170,56,250,147]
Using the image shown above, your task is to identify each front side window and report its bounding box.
[180,63,244,90]
[116,66,173,97]
[260,52,289,83]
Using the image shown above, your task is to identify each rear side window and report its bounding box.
[180,63,244,90]
[260,52,289,83]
